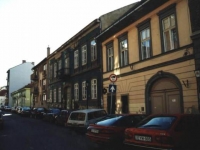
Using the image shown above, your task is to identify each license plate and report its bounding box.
[135,135,151,142]
[91,129,99,133]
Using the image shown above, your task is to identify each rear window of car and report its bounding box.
[138,116,176,130]
[52,109,60,113]
[96,116,122,126]
[23,107,30,110]
[69,112,86,121]
[37,108,44,111]
[88,110,107,120]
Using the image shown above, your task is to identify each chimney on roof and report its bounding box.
[22,60,26,63]
[47,46,50,56]
[32,62,34,66]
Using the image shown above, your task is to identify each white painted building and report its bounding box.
[6,60,34,106]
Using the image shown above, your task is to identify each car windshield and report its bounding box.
[137,116,176,130]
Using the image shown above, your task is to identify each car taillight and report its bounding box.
[124,131,133,139]
[155,136,173,144]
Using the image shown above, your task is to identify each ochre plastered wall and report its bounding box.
[102,0,197,114]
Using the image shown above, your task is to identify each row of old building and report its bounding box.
[5,0,200,114]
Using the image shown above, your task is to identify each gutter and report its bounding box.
[95,0,151,40]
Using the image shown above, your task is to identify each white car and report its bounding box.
[67,109,107,132]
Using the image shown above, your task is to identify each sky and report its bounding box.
[0,0,140,87]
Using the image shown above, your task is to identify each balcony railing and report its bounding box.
[31,74,38,81]
[57,68,70,79]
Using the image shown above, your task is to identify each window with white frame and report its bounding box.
[58,87,61,102]
[82,81,87,100]
[54,63,57,78]
[162,14,178,51]
[140,27,151,59]
[74,50,79,68]
[49,64,52,79]
[119,38,128,67]
[65,57,69,74]
[43,94,46,101]
[158,5,178,52]
[54,88,56,102]
[91,79,97,99]
[50,89,52,102]
[82,45,87,65]
[43,64,46,71]
[58,59,61,70]
[91,40,97,61]
[107,43,114,71]
[74,83,79,101]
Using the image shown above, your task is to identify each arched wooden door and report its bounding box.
[150,78,181,114]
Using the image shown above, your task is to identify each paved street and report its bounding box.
[0,111,99,150]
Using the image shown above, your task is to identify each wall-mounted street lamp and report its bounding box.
[194,69,200,77]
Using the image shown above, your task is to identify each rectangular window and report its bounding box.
[50,89,52,102]
[58,59,61,70]
[162,14,178,51]
[58,87,61,102]
[107,44,114,71]
[74,83,79,101]
[54,89,56,102]
[158,5,178,52]
[82,81,87,100]
[91,40,97,61]
[65,57,69,74]
[91,79,97,99]
[119,38,128,66]
[43,64,46,71]
[50,64,52,79]
[140,28,150,60]
[54,63,57,78]
[74,50,79,68]
[82,45,87,65]
[43,94,46,101]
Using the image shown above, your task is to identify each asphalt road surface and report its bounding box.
[0,111,99,150]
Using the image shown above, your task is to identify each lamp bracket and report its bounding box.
[182,80,189,88]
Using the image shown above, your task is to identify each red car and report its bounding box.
[124,114,200,150]
[86,114,147,149]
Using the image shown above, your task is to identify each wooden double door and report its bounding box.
[150,78,181,114]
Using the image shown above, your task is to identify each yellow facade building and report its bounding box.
[97,0,199,114]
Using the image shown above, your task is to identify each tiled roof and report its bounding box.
[0,90,7,96]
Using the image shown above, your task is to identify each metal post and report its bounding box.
[110,91,113,114]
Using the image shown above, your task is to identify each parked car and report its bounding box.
[30,107,47,119]
[124,114,200,150]
[67,109,107,132]
[20,106,31,117]
[86,114,147,148]
[43,108,61,122]
[0,110,4,129]
[16,106,22,114]
[55,109,73,126]
[11,106,17,113]
[0,105,4,110]
[4,106,11,111]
